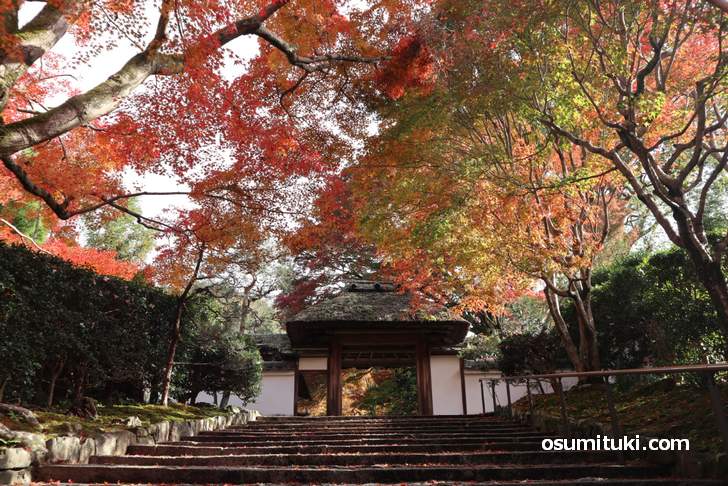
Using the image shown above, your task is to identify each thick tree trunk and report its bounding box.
[669,204,728,358]
[573,284,601,371]
[72,365,87,402]
[160,302,184,407]
[220,391,231,409]
[149,382,160,404]
[189,386,200,405]
[575,311,590,368]
[47,358,65,408]
[687,256,728,358]
[0,375,7,402]
[544,285,586,373]
[0,2,291,157]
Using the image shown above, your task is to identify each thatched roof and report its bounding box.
[289,281,460,323]
[286,281,469,348]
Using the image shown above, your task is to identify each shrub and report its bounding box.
[0,243,261,407]
[562,248,726,369]
[497,331,567,376]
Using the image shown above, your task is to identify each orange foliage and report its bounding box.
[42,239,140,280]
[374,36,435,100]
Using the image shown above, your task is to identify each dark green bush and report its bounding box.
[0,242,177,405]
[562,248,726,370]
[497,330,567,375]
[0,243,261,407]
[175,326,262,405]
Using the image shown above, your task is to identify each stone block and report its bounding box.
[93,431,134,457]
[0,467,31,485]
[133,436,155,446]
[169,422,192,442]
[149,421,170,443]
[8,432,46,465]
[0,448,31,470]
[46,436,80,464]
[78,438,96,464]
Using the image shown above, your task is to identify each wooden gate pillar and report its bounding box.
[326,339,342,415]
[416,337,433,416]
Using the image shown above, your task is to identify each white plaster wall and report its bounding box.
[197,370,295,416]
[298,356,328,371]
[464,370,578,414]
[248,371,295,416]
[430,355,464,415]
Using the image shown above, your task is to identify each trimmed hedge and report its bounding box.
[0,242,179,405]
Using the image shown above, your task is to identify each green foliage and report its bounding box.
[244,299,284,334]
[563,248,726,369]
[501,295,551,335]
[0,243,263,408]
[356,368,418,416]
[0,242,176,405]
[460,334,501,362]
[177,321,262,404]
[83,201,155,262]
[0,243,181,405]
[0,201,50,242]
[497,331,568,375]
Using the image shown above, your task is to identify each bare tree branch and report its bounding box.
[0,217,51,254]
[0,1,78,110]
[0,0,380,156]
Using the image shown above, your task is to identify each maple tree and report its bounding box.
[147,198,273,405]
[476,0,728,353]
[0,0,423,227]
[277,174,390,317]
[347,0,728,367]
[354,91,630,372]
[0,0,436,407]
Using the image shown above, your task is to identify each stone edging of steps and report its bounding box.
[513,407,728,479]
[0,408,259,485]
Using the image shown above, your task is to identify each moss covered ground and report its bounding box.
[513,378,728,453]
[1,403,232,436]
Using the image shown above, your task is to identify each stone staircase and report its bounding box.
[36,415,727,485]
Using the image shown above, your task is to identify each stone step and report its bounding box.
[225,422,528,434]
[248,416,510,423]
[193,430,545,441]
[251,417,511,425]
[219,428,533,436]
[169,435,551,447]
[35,415,711,485]
[37,462,667,484]
[255,414,497,420]
[126,440,546,456]
[90,450,627,466]
[30,481,728,486]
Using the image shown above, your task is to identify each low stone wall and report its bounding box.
[514,404,728,479]
[0,408,259,485]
